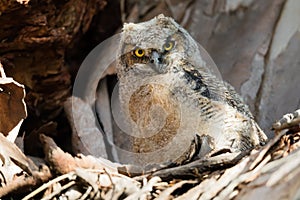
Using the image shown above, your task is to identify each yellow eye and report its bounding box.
[163,41,174,51]
[134,48,145,57]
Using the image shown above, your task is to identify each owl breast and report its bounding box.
[128,83,181,153]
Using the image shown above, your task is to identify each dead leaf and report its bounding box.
[40,134,119,174]
[0,63,27,142]
[0,133,37,188]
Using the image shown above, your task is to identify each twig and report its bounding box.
[272,109,300,131]
[124,177,161,200]
[0,62,6,78]
[150,152,246,180]
[79,186,92,200]
[249,129,287,170]
[22,172,76,200]
[42,180,76,200]
[0,176,35,198]
[0,168,51,198]
[103,168,115,200]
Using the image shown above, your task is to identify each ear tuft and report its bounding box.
[123,23,135,31]
[157,14,166,19]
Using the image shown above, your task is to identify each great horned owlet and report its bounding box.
[113,14,267,167]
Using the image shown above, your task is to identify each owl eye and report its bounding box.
[134,48,145,57]
[163,41,175,51]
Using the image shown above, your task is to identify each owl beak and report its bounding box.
[150,51,166,73]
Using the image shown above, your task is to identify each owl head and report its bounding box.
[117,14,203,78]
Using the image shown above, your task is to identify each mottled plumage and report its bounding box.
[114,14,267,166]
